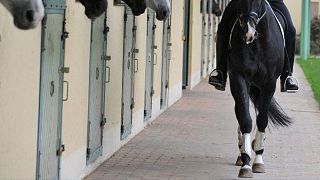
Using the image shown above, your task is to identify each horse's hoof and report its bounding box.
[252,163,266,173]
[235,156,243,166]
[238,168,253,178]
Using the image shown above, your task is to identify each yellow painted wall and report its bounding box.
[0,6,41,179]
[61,0,91,159]
[104,3,124,143]
[284,0,302,33]
[133,13,147,114]
[153,18,164,111]
[284,0,320,33]
[169,0,184,93]
[189,0,204,88]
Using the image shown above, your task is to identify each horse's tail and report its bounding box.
[250,87,292,127]
[268,98,292,127]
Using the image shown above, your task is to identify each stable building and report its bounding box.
[3,0,315,178]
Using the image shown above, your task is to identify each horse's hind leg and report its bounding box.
[251,83,276,173]
[229,74,253,178]
[252,108,268,173]
[252,130,266,173]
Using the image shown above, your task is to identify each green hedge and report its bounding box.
[296,18,320,55]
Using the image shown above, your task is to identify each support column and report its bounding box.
[300,0,311,60]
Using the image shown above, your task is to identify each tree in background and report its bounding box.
[296,17,320,56]
[310,17,320,55]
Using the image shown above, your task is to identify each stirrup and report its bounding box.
[209,69,225,81]
[284,75,299,93]
[208,69,226,89]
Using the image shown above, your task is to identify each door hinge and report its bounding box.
[124,13,127,22]
[130,98,135,109]
[121,125,124,134]
[100,115,107,128]
[56,144,65,156]
[151,89,155,96]
[61,18,69,40]
[61,31,69,40]
[61,19,69,50]
[144,110,147,117]
[133,26,137,32]
[103,26,109,40]
[87,148,91,156]
[103,26,110,35]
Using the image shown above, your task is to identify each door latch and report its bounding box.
[60,67,70,74]
[56,144,65,156]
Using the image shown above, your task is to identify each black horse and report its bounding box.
[212,0,222,16]
[78,0,170,20]
[228,0,292,178]
[77,0,145,19]
[77,0,108,19]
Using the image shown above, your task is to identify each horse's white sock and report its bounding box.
[241,165,252,170]
[253,131,266,151]
[254,154,264,164]
[241,133,252,158]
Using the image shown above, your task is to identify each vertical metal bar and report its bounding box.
[300,0,311,60]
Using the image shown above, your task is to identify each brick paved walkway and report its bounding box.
[85,64,320,180]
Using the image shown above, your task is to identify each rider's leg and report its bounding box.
[209,0,239,91]
[269,0,299,92]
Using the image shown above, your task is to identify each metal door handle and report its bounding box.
[50,81,55,97]
[63,81,69,101]
[96,67,100,80]
[153,53,158,65]
[134,59,139,73]
[105,66,111,83]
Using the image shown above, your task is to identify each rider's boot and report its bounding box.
[280,72,299,93]
[209,31,228,91]
[280,14,299,93]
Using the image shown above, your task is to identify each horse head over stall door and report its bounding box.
[212,0,222,17]
[145,0,171,20]
[77,0,108,19]
[122,0,171,20]
[78,0,170,20]
[0,0,44,29]
[228,0,292,178]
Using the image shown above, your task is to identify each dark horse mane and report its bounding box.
[229,0,292,128]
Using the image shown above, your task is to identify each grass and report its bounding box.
[298,57,320,108]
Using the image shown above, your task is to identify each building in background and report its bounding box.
[285,0,320,33]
